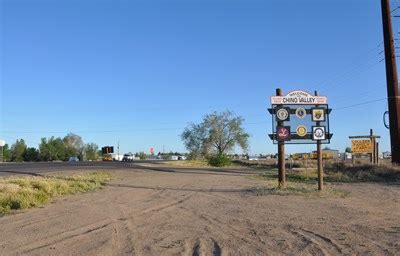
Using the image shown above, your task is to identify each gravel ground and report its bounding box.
[0,166,399,255]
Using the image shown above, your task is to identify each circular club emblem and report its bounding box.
[276,108,289,121]
[295,108,306,119]
[313,127,326,140]
[296,125,307,137]
[277,126,290,141]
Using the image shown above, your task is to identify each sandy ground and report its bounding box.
[0,166,399,256]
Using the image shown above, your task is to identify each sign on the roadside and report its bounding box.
[0,140,5,147]
[268,89,332,191]
[351,140,372,153]
[271,90,327,105]
[268,90,332,144]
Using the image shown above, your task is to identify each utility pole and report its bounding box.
[381,0,400,164]
[118,140,120,157]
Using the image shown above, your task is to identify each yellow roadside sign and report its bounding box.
[351,140,372,153]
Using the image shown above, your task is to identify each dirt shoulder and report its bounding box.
[0,166,399,255]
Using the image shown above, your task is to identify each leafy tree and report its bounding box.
[85,143,99,161]
[345,147,352,153]
[181,111,249,158]
[10,139,27,162]
[24,147,40,162]
[138,152,146,160]
[2,144,11,162]
[63,133,84,160]
[39,137,66,161]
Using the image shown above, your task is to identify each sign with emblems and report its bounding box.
[268,90,332,144]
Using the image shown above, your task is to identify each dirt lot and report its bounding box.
[0,165,399,255]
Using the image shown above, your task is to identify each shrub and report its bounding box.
[207,153,232,167]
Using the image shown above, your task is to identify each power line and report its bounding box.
[333,98,388,111]
[313,42,384,92]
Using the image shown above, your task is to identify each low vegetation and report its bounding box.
[249,176,349,198]
[324,162,400,183]
[258,162,400,184]
[207,153,232,167]
[163,160,210,168]
[0,172,112,214]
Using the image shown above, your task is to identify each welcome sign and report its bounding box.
[271,90,327,105]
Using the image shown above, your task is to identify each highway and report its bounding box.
[0,161,260,177]
[0,161,161,177]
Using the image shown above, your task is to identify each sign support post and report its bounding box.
[315,91,323,190]
[276,88,286,188]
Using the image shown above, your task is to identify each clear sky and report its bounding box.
[0,0,395,155]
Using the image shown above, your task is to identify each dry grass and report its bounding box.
[162,160,211,168]
[256,162,400,185]
[249,175,349,198]
[0,172,112,214]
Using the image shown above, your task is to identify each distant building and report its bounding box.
[312,149,339,159]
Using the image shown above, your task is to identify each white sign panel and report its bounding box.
[0,140,5,147]
[271,90,327,105]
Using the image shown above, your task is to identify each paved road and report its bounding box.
[0,161,160,177]
[0,161,260,177]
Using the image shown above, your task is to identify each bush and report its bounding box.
[207,154,232,167]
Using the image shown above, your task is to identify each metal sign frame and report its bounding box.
[268,104,332,144]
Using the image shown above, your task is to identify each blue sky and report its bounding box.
[0,0,395,154]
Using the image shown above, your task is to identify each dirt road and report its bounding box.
[0,166,399,255]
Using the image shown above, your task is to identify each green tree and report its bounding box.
[24,147,40,162]
[39,137,66,161]
[10,139,27,162]
[63,133,84,160]
[345,147,352,153]
[138,152,146,160]
[85,143,99,161]
[2,144,11,162]
[181,111,249,158]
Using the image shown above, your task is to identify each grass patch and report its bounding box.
[246,185,349,198]
[254,162,400,184]
[250,172,350,198]
[324,162,400,183]
[162,160,211,168]
[0,172,112,214]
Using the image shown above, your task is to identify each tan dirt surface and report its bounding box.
[0,166,399,255]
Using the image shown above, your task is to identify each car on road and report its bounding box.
[122,153,134,162]
[68,156,79,162]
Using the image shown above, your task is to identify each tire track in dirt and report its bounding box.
[287,225,343,255]
[176,203,271,255]
[19,219,113,254]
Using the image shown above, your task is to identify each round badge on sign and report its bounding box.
[296,125,307,137]
[276,108,289,121]
[277,126,290,141]
[295,108,306,119]
[313,126,326,140]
